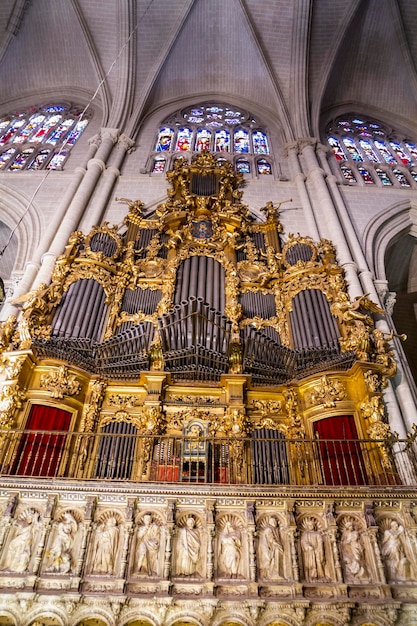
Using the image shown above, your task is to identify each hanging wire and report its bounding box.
[0,0,155,258]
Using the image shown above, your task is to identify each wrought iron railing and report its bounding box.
[0,430,415,487]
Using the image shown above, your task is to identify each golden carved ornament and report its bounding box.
[80,380,107,433]
[306,375,346,408]
[0,382,26,429]
[102,406,165,435]
[40,365,81,399]
[84,221,122,260]
[251,399,282,415]
[0,355,26,380]
[364,370,384,393]
[360,395,386,424]
[0,315,17,354]
[108,394,139,410]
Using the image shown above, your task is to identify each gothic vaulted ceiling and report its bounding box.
[0,0,416,141]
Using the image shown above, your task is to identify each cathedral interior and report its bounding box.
[0,1,417,625]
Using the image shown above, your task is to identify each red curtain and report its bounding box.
[313,415,367,485]
[13,405,72,477]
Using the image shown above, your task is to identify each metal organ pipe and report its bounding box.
[303,290,321,347]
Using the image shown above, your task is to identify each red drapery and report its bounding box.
[313,415,367,485]
[13,405,72,477]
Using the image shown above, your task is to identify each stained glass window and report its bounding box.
[326,115,417,189]
[375,168,392,186]
[152,156,166,173]
[392,169,410,186]
[340,165,356,183]
[359,139,378,162]
[342,138,363,162]
[234,129,249,153]
[175,127,192,152]
[0,104,90,171]
[253,131,269,154]
[389,142,411,166]
[155,127,174,152]
[215,129,230,152]
[257,159,272,175]
[9,148,35,170]
[195,128,211,152]
[357,167,374,183]
[236,158,250,174]
[152,103,271,174]
[328,137,345,161]
[0,148,15,169]
[410,170,417,183]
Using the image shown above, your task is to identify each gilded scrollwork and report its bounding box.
[0,382,26,429]
[40,365,81,399]
[306,375,346,408]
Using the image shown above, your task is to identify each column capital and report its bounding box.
[298,137,317,152]
[100,128,120,144]
[88,133,101,148]
[118,134,135,153]
[86,158,106,173]
[284,141,299,156]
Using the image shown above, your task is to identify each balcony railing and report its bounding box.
[0,429,416,487]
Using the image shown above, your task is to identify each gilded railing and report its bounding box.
[0,430,415,487]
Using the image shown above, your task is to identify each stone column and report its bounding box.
[285,141,320,240]
[80,133,135,233]
[300,138,363,298]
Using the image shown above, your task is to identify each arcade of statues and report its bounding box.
[0,154,415,625]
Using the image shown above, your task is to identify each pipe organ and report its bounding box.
[0,152,415,622]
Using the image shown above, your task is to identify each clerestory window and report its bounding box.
[0,104,90,171]
[326,115,417,188]
[150,103,273,176]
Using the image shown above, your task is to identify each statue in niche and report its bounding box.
[175,515,202,577]
[380,519,414,582]
[45,512,78,574]
[134,512,161,576]
[300,517,327,582]
[218,518,242,578]
[91,514,120,575]
[258,515,286,580]
[339,517,369,583]
[1,508,41,573]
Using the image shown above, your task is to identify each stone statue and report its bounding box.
[45,512,78,574]
[218,519,241,578]
[339,518,369,583]
[175,515,201,577]
[135,513,161,576]
[258,516,285,580]
[381,519,412,582]
[91,515,119,575]
[1,509,41,573]
[300,517,326,582]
